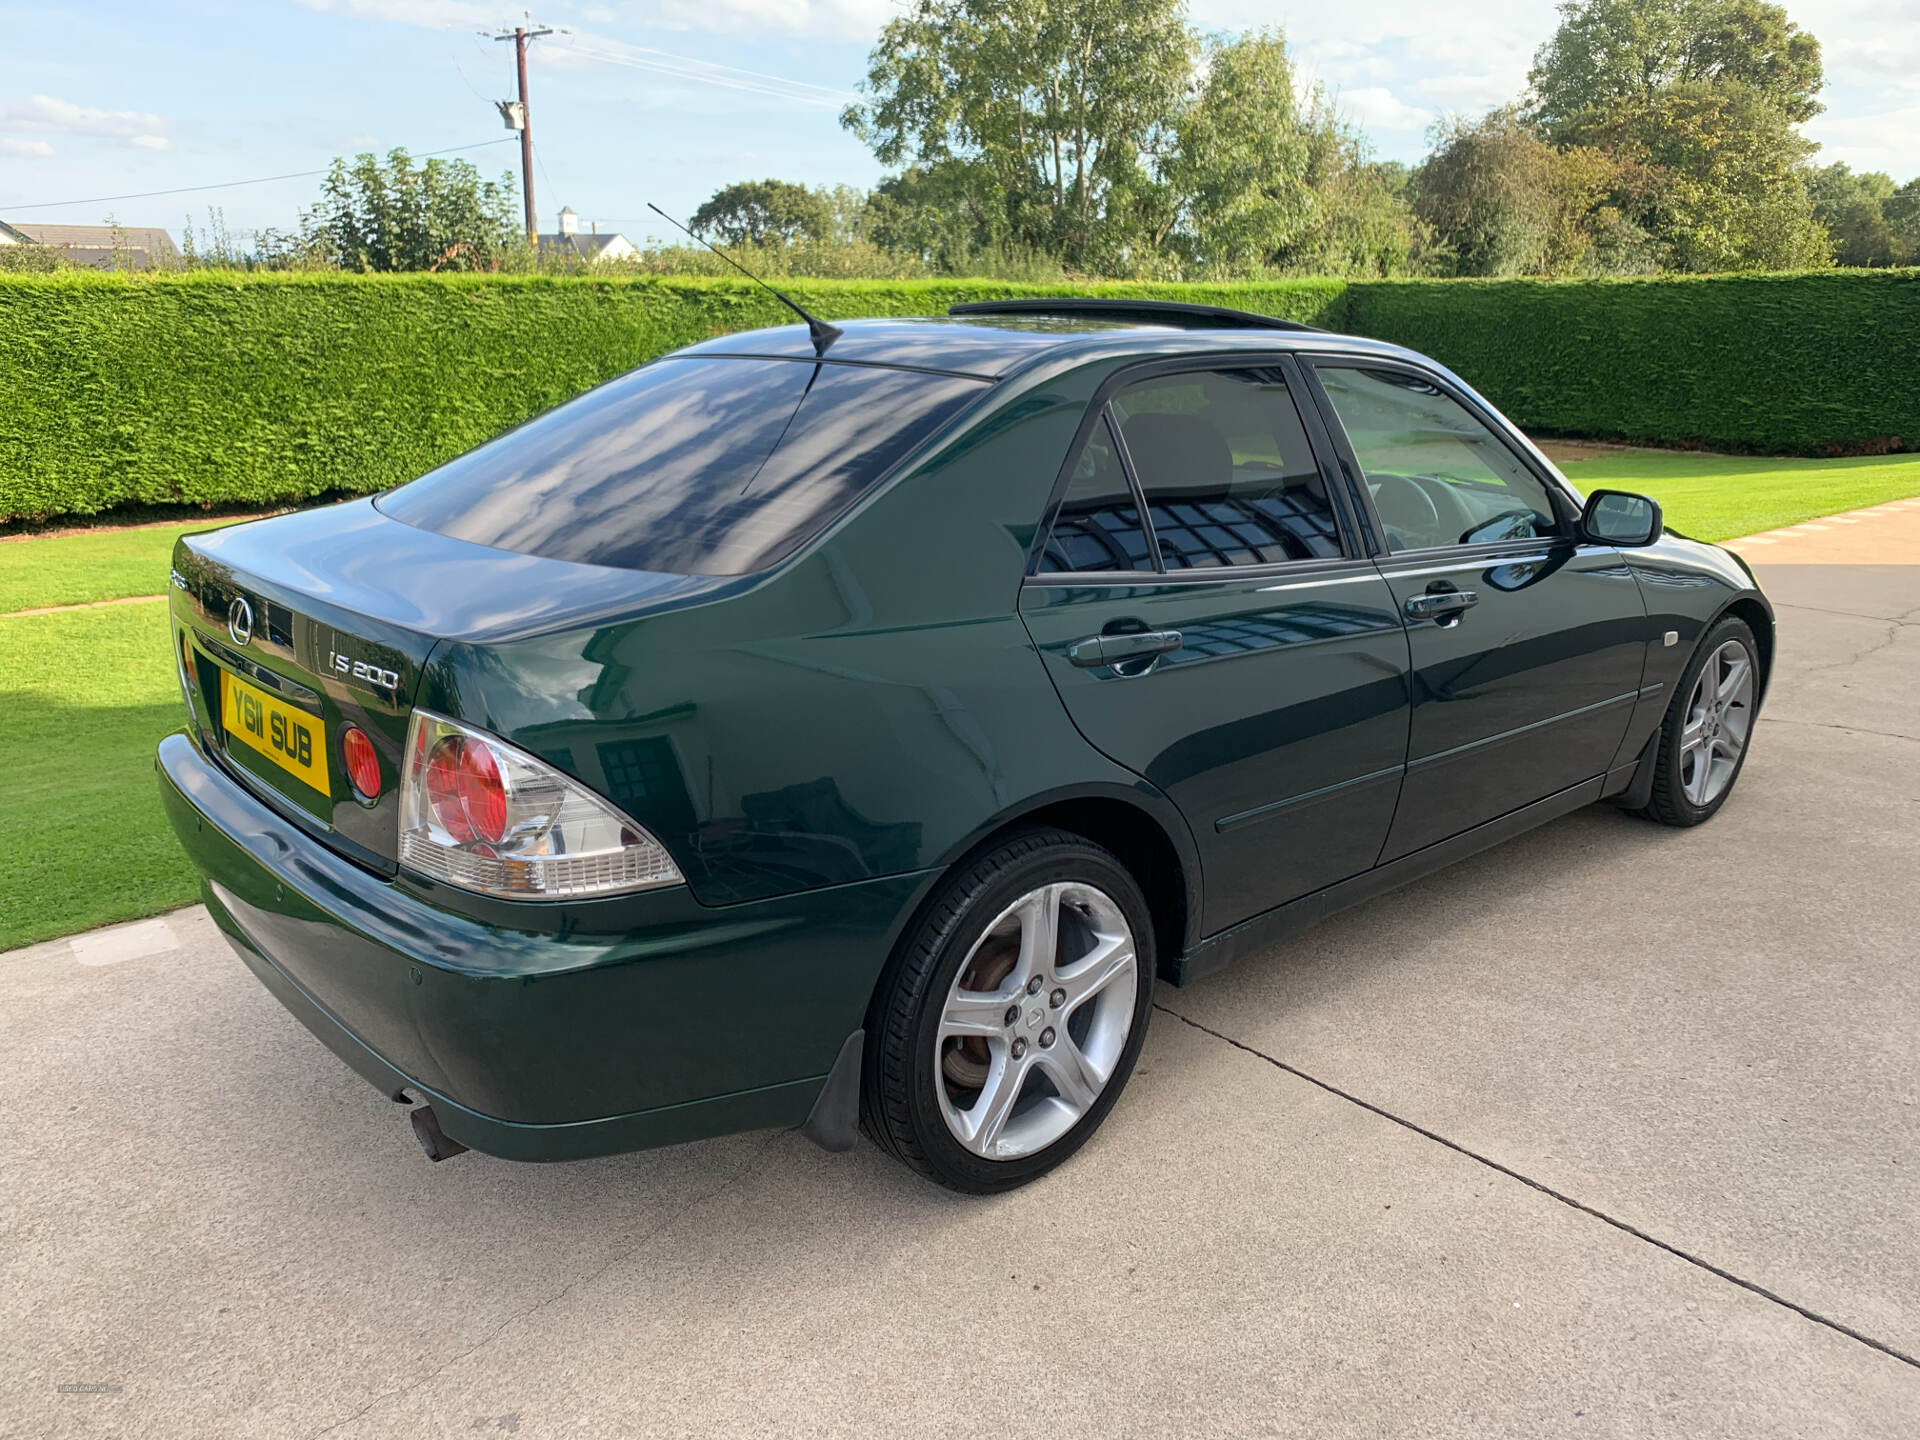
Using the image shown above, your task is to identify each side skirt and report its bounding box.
[1169,775,1607,987]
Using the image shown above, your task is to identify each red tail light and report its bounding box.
[454,739,505,843]
[341,725,382,801]
[422,734,504,845]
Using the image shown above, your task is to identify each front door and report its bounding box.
[1304,360,1651,860]
[1020,360,1412,936]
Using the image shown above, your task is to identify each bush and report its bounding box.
[2,268,1914,522]
[1346,269,1920,453]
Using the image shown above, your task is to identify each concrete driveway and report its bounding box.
[3,548,1916,1439]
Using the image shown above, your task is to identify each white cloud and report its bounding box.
[0,94,171,150]
[1411,71,1523,113]
[2,137,55,156]
[1335,86,1432,133]
[1806,103,1920,177]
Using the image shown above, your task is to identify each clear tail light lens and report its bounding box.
[398,710,683,900]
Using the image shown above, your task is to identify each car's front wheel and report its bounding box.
[862,828,1155,1193]
[1634,615,1761,826]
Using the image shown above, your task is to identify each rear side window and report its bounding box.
[1112,368,1342,569]
[378,357,987,576]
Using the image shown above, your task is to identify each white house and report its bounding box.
[536,207,637,264]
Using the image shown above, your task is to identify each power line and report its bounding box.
[0,138,517,214]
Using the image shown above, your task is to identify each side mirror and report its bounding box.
[1582,490,1662,547]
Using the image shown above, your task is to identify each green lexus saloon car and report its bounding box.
[160,298,1772,1192]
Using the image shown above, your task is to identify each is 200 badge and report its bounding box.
[329,651,400,692]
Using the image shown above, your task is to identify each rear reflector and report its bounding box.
[397,709,683,900]
[341,725,382,801]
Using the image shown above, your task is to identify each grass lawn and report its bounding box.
[0,603,202,951]
[1,446,1918,953]
[1548,449,1920,541]
[0,519,241,613]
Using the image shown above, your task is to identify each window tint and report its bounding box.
[378,357,986,576]
[1315,366,1564,552]
[1037,414,1154,573]
[1111,368,1342,569]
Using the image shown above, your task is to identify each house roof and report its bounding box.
[535,231,627,260]
[2,222,181,268]
[8,223,180,253]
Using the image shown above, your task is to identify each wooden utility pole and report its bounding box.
[492,23,553,245]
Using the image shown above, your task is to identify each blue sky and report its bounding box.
[3,0,1915,244]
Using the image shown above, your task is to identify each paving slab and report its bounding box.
[1723,497,1920,566]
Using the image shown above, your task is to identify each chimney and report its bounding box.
[558,206,579,236]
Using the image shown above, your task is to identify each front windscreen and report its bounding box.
[377,356,989,576]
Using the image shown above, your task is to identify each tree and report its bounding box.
[690,180,834,247]
[1414,108,1629,275]
[1808,164,1898,266]
[1155,30,1316,270]
[301,149,521,272]
[1888,179,1920,265]
[1528,0,1823,133]
[842,0,1195,267]
[1278,98,1418,276]
[1574,80,1828,269]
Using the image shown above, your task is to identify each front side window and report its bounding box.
[1111,368,1343,570]
[378,357,987,576]
[1314,366,1564,552]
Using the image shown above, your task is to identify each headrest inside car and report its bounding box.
[1121,413,1230,495]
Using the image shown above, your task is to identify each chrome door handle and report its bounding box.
[1404,590,1479,620]
[1067,629,1184,668]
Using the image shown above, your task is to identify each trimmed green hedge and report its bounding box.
[1347,270,1920,457]
[1,268,1914,522]
[0,274,1343,522]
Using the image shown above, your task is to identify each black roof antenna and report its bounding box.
[647,203,842,356]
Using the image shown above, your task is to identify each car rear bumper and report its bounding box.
[157,732,934,1161]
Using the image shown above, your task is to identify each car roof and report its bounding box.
[674,312,1427,382]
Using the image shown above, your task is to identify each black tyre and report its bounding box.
[861,827,1155,1193]
[1634,615,1761,827]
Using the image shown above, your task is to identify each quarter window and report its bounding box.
[1111,368,1342,569]
[1315,366,1564,552]
[1037,414,1155,573]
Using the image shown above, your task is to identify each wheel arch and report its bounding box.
[1718,594,1776,703]
[892,784,1202,992]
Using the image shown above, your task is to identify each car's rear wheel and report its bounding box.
[862,828,1154,1193]
[1634,615,1760,826]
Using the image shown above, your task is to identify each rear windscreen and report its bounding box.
[377,356,989,576]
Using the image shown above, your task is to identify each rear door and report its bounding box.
[1019,358,1412,937]
[1302,359,1651,860]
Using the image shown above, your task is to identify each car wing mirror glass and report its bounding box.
[1582,490,1662,547]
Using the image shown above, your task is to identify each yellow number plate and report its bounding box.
[221,670,330,795]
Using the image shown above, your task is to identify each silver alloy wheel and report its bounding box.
[934,881,1139,1160]
[1681,638,1756,807]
